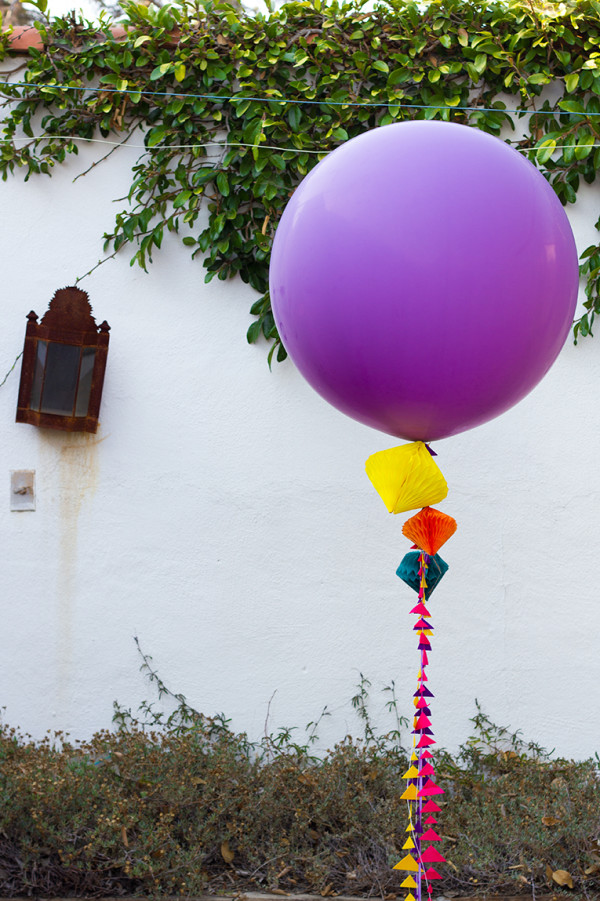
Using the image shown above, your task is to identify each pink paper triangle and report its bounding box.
[410,603,431,617]
[423,867,442,880]
[420,846,446,864]
[419,779,444,797]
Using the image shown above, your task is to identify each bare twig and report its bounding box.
[73,124,142,183]
[74,248,121,284]
[0,350,22,388]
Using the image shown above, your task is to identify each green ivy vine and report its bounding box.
[2,0,600,361]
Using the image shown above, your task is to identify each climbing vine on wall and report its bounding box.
[2,0,600,361]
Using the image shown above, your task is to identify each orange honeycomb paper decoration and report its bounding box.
[402,506,457,556]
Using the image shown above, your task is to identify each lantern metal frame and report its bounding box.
[16,286,110,433]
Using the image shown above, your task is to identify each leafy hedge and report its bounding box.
[0,684,599,898]
[2,0,600,360]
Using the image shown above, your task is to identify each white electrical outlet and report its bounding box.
[10,470,35,512]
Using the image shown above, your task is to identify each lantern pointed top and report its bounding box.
[40,286,98,332]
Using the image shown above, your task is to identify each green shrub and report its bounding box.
[0,656,598,897]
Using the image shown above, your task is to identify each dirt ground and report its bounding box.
[0,895,567,901]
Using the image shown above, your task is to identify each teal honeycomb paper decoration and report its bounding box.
[396,551,448,599]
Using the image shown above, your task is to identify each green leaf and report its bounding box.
[173,190,192,209]
[558,99,586,115]
[246,321,261,344]
[216,171,230,196]
[134,35,152,47]
[146,126,167,147]
[287,105,301,131]
[471,53,486,75]
[193,168,215,187]
[150,63,172,81]
[565,72,579,92]
[388,68,408,87]
[174,63,186,83]
[574,132,595,160]
[331,127,348,141]
[372,60,389,74]
[536,139,556,164]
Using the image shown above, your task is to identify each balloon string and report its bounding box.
[417,553,434,901]
[416,552,427,901]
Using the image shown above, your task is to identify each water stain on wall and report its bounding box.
[37,429,102,708]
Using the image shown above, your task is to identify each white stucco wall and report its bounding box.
[1,119,599,761]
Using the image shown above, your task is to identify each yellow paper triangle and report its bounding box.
[424,629,433,636]
[393,854,419,872]
[405,893,416,901]
[402,837,415,850]
[402,765,419,779]
[405,823,415,832]
[400,876,417,889]
[365,441,448,514]
[400,784,418,801]
[410,751,418,761]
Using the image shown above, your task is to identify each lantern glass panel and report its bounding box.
[40,342,81,416]
[75,347,96,417]
[29,340,47,412]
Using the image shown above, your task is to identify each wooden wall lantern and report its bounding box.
[16,286,110,433]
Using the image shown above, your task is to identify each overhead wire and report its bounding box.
[2,133,596,156]
[3,134,328,152]
[0,77,595,115]
[0,78,593,158]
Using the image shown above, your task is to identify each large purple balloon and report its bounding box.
[269,121,579,441]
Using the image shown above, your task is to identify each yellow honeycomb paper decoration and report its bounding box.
[365,441,448,514]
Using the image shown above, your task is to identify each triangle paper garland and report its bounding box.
[366,444,457,901]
